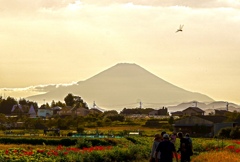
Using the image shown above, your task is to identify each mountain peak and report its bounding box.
[28,63,214,110]
[115,62,137,66]
[86,62,159,82]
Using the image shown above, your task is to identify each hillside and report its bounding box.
[168,101,240,113]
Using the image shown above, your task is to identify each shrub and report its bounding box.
[60,138,76,146]
[76,138,92,148]
[230,127,240,139]
[218,127,232,138]
[77,126,85,133]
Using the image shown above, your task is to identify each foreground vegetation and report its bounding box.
[192,150,240,162]
[192,140,240,162]
[0,136,240,161]
[0,137,151,162]
[1,94,240,161]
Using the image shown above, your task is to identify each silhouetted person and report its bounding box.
[155,134,178,162]
[177,132,192,162]
[149,134,161,162]
[185,133,193,156]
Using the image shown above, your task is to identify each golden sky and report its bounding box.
[0,0,240,104]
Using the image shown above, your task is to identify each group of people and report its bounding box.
[150,131,193,162]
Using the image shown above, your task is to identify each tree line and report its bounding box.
[0,93,90,115]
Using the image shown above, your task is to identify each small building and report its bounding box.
[171,111,183,117]
[57,106,91,117]
[149,110,158,116]
[11,104,25,116]
[72,107,90,116]
[11,104,33,117]
[89,101,104,114]
[149,107,169,116]
[171,107,205,117]
[158,107,168,115]
[214,109,229,116]
[182,107,205,116]
[52,106,62,115]
[173,115,233,137]
[38,106,53,118]
[28,105,37,118]
[90,108,103,114]
[57,107,72,117]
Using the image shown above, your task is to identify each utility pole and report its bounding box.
[139,101,142,108]
[193,101,198,107]
[226,102,229,111]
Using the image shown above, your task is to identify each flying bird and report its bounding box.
[176,24,184,33]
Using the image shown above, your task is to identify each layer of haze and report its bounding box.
[0,0,240,104]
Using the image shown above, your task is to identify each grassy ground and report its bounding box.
[0,126,165,137]
[85,126,163,135]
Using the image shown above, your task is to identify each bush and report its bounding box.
[77,126,85,133]
[60,138,76,146]
[218,127,232,138]
[230,126,240,139]
[76,138,92,148]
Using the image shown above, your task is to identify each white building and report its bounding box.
[38,106,53,118]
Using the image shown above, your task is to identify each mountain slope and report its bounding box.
[27,63,214,110]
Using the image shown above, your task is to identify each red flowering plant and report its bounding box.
[225,140,240,153]
[0,145,114,161]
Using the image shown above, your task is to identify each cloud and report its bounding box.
[0,0,75,10]
[78,0,240,9]
[0,82,78,99]
[1,0,240,16]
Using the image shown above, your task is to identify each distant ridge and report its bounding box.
[27,63,214,111]
[167,101,240,112]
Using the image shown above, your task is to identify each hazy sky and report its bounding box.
[0,0,240,104]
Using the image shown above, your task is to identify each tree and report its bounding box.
[218,127,232,138]
[45,103,50,108]
[74,116,85,131]
[0,97,17,114]
[168,116,174,125]
[56,118,70,129]
[77,125,85,134]
[51,100,56,108]
[22,117,35,129]
[32,118,46,129]
[55,101,66,107]
[105,115,125,122]
[226,111,240,122]
[64,93,88,109]
[19,98,28,105]
[230,126,240,139]
[64,93,75,106]
[103,110,118,116]
[0,113,6,122]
